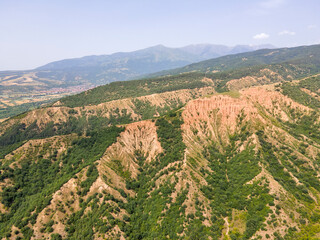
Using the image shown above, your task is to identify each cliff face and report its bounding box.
[2,74,320,239]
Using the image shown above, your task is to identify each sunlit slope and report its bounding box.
[2,81,320,239]
[2,46,320,239]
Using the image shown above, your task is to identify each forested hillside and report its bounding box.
[2,44,320,239]
[149,44,320,77]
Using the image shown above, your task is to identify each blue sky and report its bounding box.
[0,0,319,70]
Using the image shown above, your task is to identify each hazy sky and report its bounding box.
[0,0,319,70]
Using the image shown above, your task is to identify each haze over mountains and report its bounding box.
[2,43,320,239]
[0,43,274,120]
[4,43,275,84]
[149,44,320,78]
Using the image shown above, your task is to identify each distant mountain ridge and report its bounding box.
[179,43,274,59]
[0,44,275,87]
[0,43,274,120]
[58,44,320,108]
[36,44,275,75]
[147,44,320,78]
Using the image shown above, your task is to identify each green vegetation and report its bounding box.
[0,99,54,120]
[0,126,123,239]
[132,98,183,120]
[280,76,320,143]
[299,75,320,92]
[281,82,320,109]
[2,45,320,239]
[0,114,130,159]
[219,91,241,98]
[154,44,320,76]
[65,192,127,240]
[257,130,314,202]
[125,111,190,239]
[60,72,208,107]
[201,128,272,239]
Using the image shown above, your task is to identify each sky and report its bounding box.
[0,0,319,70]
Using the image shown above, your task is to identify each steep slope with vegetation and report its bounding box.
[150,44,320,77]
[2,44,320,239]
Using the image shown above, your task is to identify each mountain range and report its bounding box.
[1,43,274,88]
[0,44,274,120]
[35,43,275,84]
[3,44,320,240]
